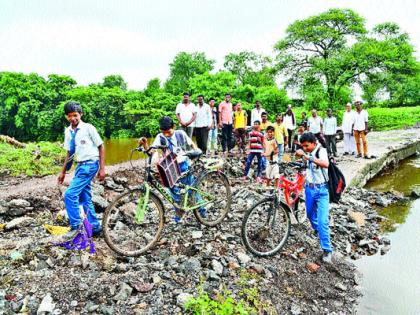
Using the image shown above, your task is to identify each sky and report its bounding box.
[0,0,419,90]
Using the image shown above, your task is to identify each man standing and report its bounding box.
[308,109,327,148]
[353,101,370,159]
[207,98,218,154]
[251,101,265,125]
[260,112,273,133]
[176,92,196,138]
[273,114,288,163]
[233,102,247,154]
[218,93,234,154]
[283,105,296,152]
[323,109,338,157]
[342,103,356,155]
[300,111,308,130]
[194,95,212,153]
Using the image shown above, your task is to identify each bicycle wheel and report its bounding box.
[102,188,164,256]
[192,171,231,226]
[241,197,291,257]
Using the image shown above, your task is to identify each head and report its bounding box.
[159,116,175,137]
[298,126,305,134]
[261,112,268,122]
[64,101,83,128]
[299,132,318,153]
[287,104,292,114]
[326,108,332,117]
[253,120,261,131]
[183,92,190,103]
[236,102,242,111]
[266,125,275,138]
[311,109,317,118]
[276,113,283,123]
[209,98,215,107]
[345,103,352,112]
[301,111,306,118]
[225,93,231,102]
[355,101,363,111]
[255,101,261,109]
[197,94,204,105]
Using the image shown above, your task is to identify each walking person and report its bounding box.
[233,102,247,154]
[353,101,370,159]
[218,93,234,154]
[273,114,288,163]
[324,109,338,157]
[207,98,218,154]
[342,103,356,155]
[283,105,296,152]
[176,92,196,138]
[250,100,266,125]
[194,95,212,153]
[295,132,333,263]
[308,109,327,148]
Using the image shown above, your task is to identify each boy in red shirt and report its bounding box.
[243,120,264,182]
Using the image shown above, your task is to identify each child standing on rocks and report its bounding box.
[263,126,279,187]
[243,120,265,182]
[295,132,333,263]
[57,102,105,240]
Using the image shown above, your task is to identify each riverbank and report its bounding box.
[0,128,419,314]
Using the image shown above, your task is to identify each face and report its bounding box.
[253,122,260,131]
[183,95,190,103]
[346,104,351,112]
[161,127,174,137]
[327,110,332,117]
[66,112,82,128]
[261,114,267,122]
[236,103,241,111]
[209,100,215,107]
[298,127,304,134]
[356,103,362,111]
[312,110,317,117]
[256,102,261,109]
[276,115,282,123]
[197,96,204,104]
[225,95,231,102]
[302,112,306,118]
[301,141,317,153]
[267,129,274,138]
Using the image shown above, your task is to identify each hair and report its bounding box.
[261,112,267,116]
[209,98,215,101]
[302,111,307,115]
[225,93,231,96]
[197,94,204,98]
[255,100,261,104]
[183,92,190,96]
[266,125,275,132]
[327,108,332,112]
[276,113,283,118]
[299,132,317,144]
[159,116,175,131]
[64,101,82,115]
[254,120,261,125]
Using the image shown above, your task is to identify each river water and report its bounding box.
[103,138,146,165]
[356,155,420,315]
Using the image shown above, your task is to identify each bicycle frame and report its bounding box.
[275,167,306,210]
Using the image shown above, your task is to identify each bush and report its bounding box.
[366,106,420,131]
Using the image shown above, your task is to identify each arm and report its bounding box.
[176,113,185,126]
[295,149,329,168]
[57,152,70,184]
[97,144,105,181]
[186,112,197,127]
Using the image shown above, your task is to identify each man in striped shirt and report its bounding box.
[243,120,265,182]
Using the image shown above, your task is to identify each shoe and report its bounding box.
[322,251,333,264]
[343,152,349,156]
[364,156,370,159]
[57,227,80,243]
[199,207,207,218]
[351,152,355,155]
[356,154,362,158]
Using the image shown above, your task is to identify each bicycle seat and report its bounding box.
[185,149,203,160]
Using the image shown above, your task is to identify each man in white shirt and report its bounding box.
[323,109,338,157]
[352,101,370,159]
[194,95,212,153]
[250,101,265,126]
[342,103,356,155]
[176,92,197,138]
[307,109,327,148]
[283,105,296,152]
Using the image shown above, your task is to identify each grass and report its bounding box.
[0,141,66,177]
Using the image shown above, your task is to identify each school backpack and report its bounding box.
[315,148,346,203]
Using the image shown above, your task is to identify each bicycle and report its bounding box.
[241,161,307,257]
[102,145,232,256]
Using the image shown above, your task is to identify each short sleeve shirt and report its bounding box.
[233,110,247,129]
[274,122,288,144]
[64,121,103,162]
[353,110,368,131]
[219,101,233,125]
[176,102,197,124]
[306,145,329,184]
[152,130,193,163]
[308,116,323,134]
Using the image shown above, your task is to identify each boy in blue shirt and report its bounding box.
[57,102,105,240]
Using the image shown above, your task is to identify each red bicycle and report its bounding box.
[241,161,307,256]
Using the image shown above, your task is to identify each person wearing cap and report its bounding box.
[57,101,105,241]
[176,92,197,138]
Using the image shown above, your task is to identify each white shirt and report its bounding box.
[306,144,329,184]
[323,117,337,135]
[342,111,356,133]
[308,116,323,134]
[194,103,212,128]
[64,121,103,162]
[176,102,197,124]
[353,110,368,131]
[283,113,296,130]
[251,107,266,125]
[152,130,194,163]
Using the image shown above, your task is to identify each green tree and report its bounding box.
[102,74,128,90]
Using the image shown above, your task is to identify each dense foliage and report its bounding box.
[0,9,418,142]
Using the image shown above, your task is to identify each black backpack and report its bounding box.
[315,148,346,203]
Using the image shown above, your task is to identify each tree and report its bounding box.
[102,74,128,90]
[164,52,215,95]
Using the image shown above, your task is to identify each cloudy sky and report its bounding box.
[0,0,418,90]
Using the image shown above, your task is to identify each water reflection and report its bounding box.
[103,138,151,165]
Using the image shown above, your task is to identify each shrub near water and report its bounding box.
[0,142,65,177]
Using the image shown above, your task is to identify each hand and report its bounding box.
[295,149,305,157]
[138,137,148,146]
[364,129,369,134]
[218,123,223,128]
[97,168,106,181]
[57,172,65,185]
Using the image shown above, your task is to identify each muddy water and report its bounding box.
[103,138,150,165]
[356,155,420,315]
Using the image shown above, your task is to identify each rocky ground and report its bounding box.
[0,154,413,315]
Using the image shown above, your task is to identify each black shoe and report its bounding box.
[356,154,362,158]
[322,251,333,264]
[351,152,355,155]
[363,156,370,159]
[343,152,349,156]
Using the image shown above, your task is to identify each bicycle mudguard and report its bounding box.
[136,184,150,224]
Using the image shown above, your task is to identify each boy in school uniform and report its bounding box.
[57,102,105,240]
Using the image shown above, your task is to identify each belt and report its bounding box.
[306,182,327,188]
[77,160,99,165]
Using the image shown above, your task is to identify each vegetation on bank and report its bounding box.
[0,141,65,177]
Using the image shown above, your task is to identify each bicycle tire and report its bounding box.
[102,188,165,256]
[241,197,291,257]
[192,170,231,226]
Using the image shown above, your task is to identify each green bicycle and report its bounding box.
[102,145,232,256]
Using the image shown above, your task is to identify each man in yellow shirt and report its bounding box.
[233,103,248,154]
[273,114,288,163]
[260,112,273,132]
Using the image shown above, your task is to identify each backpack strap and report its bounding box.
[313,146,328,182]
